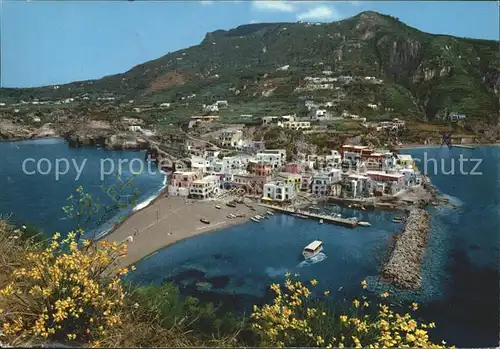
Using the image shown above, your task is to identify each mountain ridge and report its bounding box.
[1,11,498,124]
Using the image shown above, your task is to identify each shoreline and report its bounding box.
[102,195,267,267]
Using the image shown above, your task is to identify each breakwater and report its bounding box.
[381,208,430,290]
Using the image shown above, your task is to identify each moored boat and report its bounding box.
[215,205,221,209]
[293,213,308,219]
[200,218,210,224]
[226,202,236,208]
[251,217,260,223]
[266,211,274,216]
[302,240,323,260]
[358,221,371,227]
[319,219,324,224]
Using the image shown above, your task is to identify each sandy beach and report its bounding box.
[102,195,268,267]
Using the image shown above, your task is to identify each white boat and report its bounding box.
[215,205,221,209]
[319,219,324,224]
[358,221,371,227]
[251,217,260,223]
[302,240,323,260]
[267,211,274,216]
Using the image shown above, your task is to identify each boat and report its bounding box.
[215,205,221,209]
[251,217,260,223]
[302,240,323,260]
[226,202,236,208]
[266,211,274,216]
[293,213,309,219]
[227,214,235,219]
[319,219,324,224]
[358,221,371,227]
[200,218,210,224]
[361,206,366,211]
[392,217,403,223]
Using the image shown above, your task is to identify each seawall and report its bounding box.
[381,208,430,290]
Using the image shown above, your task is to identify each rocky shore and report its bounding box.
[381,208,430,290]
[0,120,149,151]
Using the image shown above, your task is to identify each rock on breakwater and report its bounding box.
[381,208,430,290]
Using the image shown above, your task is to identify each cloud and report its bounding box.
[200,0,214,5]
[296,5,341,21]
[252,1,296,13]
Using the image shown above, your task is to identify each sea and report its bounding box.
[0,138,498,347]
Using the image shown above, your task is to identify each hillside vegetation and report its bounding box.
[1,11,498,124]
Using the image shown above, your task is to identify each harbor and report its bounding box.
[258,203,359,228]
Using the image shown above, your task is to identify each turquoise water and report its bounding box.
[0,140,498,346]
[0,138,165,237]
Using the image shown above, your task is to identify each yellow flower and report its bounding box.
[324,290,330,296]
[310,279,318,286]
[380,291,389,298]
[411,302,418,311]
[353,299,360,308]
[361,280,367,289]
[339,315,348,323]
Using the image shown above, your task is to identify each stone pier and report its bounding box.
[381,208,430,290]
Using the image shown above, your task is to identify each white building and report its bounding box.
[263,181,296,201]
[312,174,331,195]
[309,109,329,121]
[256,152,284,170]
[128,125,142,132]
[189,176,220,199]
[204,104,219,113]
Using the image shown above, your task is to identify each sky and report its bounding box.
[1,0,498,88]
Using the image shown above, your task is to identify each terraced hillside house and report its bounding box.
[220,130,243,148]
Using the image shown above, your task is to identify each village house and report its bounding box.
[280,120,311,130]
[128,125,142,132]
[189,175,220,199]
[396,154,414,168]
[364,171,405,195]
[203,104,219,113]
[242,140,266,153]
[300,174,313,192]
[263,181,296,202]
[277,172,302,192]
[345,174,372,198]
[312,174,330,195]
[215,100,228,107]
[256,152,282,169]
[221,155,252,173]
[232,172,270,194]
[249,161,272,177]
[220,130,243,148]
[308,108,331,121]
[168,171,202,196]
[284,163,302,174]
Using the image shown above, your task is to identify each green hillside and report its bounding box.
[1,11,498,123]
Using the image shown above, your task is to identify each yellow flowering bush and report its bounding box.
[251,275,452,348]
[0,231,129,346]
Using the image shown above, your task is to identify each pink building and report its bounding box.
[171,171,202,188]
[249,161,272,177]
[284,163,302,174]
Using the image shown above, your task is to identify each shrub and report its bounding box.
[251,275,451,348]
[0,231,129,346]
